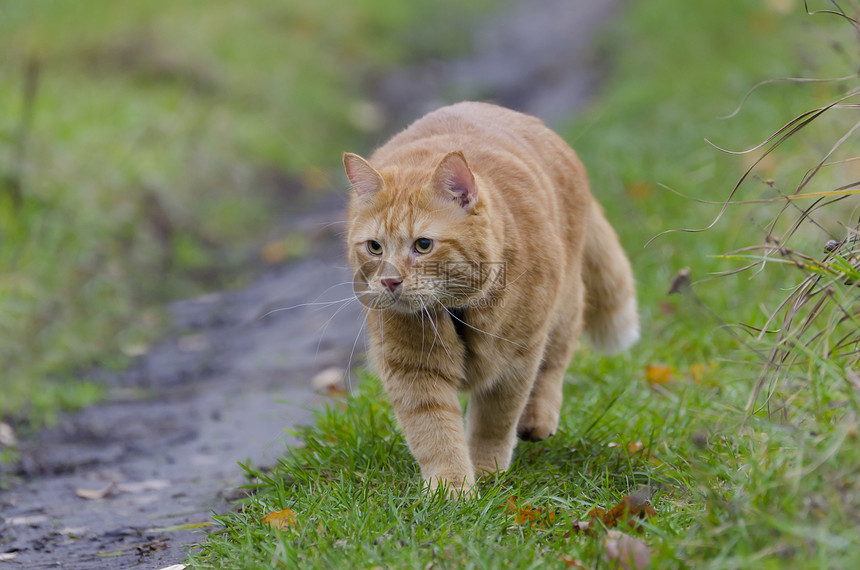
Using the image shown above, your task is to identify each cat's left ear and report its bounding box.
[343,152,384,196]
[430,151,477,212]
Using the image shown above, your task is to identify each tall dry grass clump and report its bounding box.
[711,1,860,415]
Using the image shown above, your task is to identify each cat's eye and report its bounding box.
[413,238,433,254]
[366,240,383,255]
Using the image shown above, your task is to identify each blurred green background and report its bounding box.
[0,0,496,424]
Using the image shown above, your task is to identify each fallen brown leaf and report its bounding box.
[76,482,118,500]
[626,182,654,200]
[261,508,297,530]
[0,422,16,447]
[666,267,691,295]
[502,496,556,527]
[689,363,706,383]
[591,494,657,531]
[559,555,588,568]
[566,518,592,536]
[328,384,350,398]
[658,301,676,316]
[311,367,348,397]
[57,526,88,537]
[117,479,171,493]
[571,492,657,536]
[645,364,673,386]
[626,441,658,463]
[603,530,651,570]
[261,240,288,265]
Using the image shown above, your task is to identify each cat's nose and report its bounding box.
[380,277,402,292]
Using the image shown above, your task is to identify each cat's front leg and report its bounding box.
[385,377,475,497]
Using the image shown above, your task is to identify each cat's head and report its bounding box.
[344,151,496,314]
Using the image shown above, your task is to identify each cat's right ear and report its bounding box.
[430,151,477,212]
[343,153,384,196]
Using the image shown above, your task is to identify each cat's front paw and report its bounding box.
[470,440,516,475]
[425,472,476,499]
[516,404,559,442]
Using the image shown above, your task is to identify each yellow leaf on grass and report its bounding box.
[689,363,706,383]
[502,496,556,527]
[311,367,349,398]
[626,440,660,464]
[559,555,588,568]
[589,495,657,531]
[689,362,718,384]
[645,364,674,386]
[626,182,654,200]
[571,493,658,536]
[261,508,297,530]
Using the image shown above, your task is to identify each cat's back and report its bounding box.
[406,101,545,138]
[374,102,553,162]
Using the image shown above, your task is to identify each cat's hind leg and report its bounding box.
[466,355,542,474]
[517,292,584,441]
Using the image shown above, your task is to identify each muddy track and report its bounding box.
[0,1,620,567]
[1,198,365,568]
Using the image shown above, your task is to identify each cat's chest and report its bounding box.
[452,310,512,390]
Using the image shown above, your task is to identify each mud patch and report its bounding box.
[1,200,365,569]
[378,0,621,126]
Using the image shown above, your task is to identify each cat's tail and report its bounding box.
[581,200,640,354]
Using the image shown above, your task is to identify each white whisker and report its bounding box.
[440,303,526,350]
[422,301,455,364]
[258,276,369,319]
[315,297,359,358]
[505,270,527,286]
[346,307,370,389]
[258,294,369,319]
[420,300,444,390]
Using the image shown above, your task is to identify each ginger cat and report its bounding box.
[343,102,638,496]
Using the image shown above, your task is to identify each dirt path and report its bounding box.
[1,200,364,568]
[0,1,620,567]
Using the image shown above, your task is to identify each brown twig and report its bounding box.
[3,56,41,210]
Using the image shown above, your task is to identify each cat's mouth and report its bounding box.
[360,286,442,314]
[380,290,432,314]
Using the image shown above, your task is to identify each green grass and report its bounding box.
[189,0,860,568]
[0,0,493,426]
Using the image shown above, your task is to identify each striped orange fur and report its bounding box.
[344,102,638,496]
